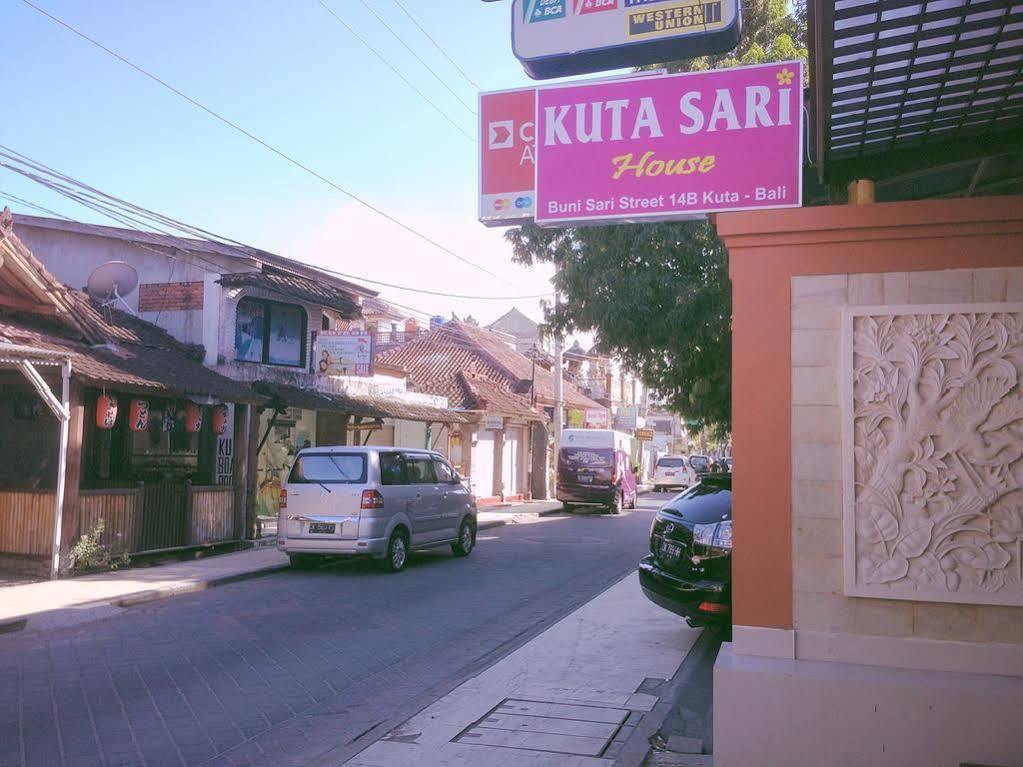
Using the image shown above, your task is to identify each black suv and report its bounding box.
[638,475,732,630]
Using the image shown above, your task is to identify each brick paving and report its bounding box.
[0,501,662,767]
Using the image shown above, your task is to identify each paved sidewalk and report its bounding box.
[1,516,512,636]
[338,572,701,767]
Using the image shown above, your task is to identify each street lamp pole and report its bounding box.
[553,262,564,453]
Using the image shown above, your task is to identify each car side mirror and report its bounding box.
[451,472,462,484]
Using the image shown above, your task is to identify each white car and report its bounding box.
[652,455,697,492]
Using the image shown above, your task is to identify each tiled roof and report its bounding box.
[12,213,377,299]
[376,321,604,414]
[252,381,470,424]
[0,317,264,403]
[219,269,361,318]
[457,374,543,421]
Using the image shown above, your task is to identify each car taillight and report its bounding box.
[360,489,385,509]
[699,601,730,615]
[279,488,287,509]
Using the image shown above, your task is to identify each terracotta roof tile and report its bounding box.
[219,269,361,318]
[376,321,604,414]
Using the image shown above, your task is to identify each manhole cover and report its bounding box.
[455,698,630,757]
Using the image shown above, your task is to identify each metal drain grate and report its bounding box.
[455,698,630,757]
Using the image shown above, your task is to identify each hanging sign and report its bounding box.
[635,427,655,441]
[512,0,741,79]
[314,329,373,377]
[479,87,536,226]
[534,61,803,225]
[129,399,150,432]
[483,415,505,431]
[96,394,118,430]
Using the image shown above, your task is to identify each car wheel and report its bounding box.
[653,485,662,492]
[451,518,475,557]
[609,491,623,515]
[562,502,574,513]
[627,492,637,510]
[384,528,409,573]
[289,554,319,570]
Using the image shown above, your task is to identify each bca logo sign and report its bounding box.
[488,120,514,150]
[487,119,535,164]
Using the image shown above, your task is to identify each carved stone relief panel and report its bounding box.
[844,304,1023,606]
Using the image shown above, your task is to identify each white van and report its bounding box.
[652,455,697,492]
[278,446,477,572]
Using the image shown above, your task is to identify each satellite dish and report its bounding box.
[87,261,139,313]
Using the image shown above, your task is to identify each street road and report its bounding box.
[1,494,675,767]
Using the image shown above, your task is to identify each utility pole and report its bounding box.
[553,263,564,454]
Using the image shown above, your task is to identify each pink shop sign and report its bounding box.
[534,60,803,225]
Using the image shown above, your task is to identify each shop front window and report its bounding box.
[235,297,306,367]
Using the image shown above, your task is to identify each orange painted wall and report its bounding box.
[716,195,1023,630]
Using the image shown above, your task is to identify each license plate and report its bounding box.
[308,522,336,535]
[578,474,593,484]
[664,471,675,476]
[660,540,682,559]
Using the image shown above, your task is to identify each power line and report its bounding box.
[392,0,480,91]
[316,0,475,138]
[1,146,546,306]
[18,0,514,287]
[309,268,551,301]
[354,0,476,114]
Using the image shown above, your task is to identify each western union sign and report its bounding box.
[627,1,725,39]
[511,0,740,79]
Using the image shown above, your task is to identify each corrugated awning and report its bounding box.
[809,0,1023,199]
[219,269,362,318]
[252,381,471,424]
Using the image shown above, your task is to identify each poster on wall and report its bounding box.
[534,60,803,225]
[215,403,235,486]
[314,329,373,376]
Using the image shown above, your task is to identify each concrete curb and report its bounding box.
[615,629,721,767]
[5,518,509,637]
[0,561,291,637]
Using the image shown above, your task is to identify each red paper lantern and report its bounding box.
[96,394,118,430]
[212,404,229,435]
[184,401,203,433]
[128,399,150,432]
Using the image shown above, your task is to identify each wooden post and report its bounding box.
[246,405,260,540]
[232,403,248,542]
[58,378,84,573]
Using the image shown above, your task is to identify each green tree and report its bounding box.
[507,2,807,432]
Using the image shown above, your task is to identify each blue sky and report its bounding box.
[0,1,618,325]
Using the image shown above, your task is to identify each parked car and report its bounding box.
[688,454,713,476]
[652,455,697,492]
[638,474,732,633]
[277,446,477,572]
[557,428,638,514]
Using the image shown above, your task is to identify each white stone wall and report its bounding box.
[792,268,1023,644]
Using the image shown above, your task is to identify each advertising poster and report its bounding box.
[314,329,373,377]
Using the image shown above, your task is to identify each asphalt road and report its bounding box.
[0,494,674,767]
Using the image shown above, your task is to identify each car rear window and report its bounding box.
[690,455,711,471]
[290,453,367,484]
[657,457,685,468]
[663,480,732,522]
[559,447,613,467]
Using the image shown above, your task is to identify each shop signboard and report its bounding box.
[615,405,639,430]
[584,408,609,428]
[479,87,536,225]
[512,0,741,79]
[534,60,803,225]
[483,415,505,430]
[635,427,655,441]
[314,329,373,377]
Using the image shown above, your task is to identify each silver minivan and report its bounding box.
[277,446,477,572]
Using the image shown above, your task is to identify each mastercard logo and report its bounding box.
[494,196,533,211]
